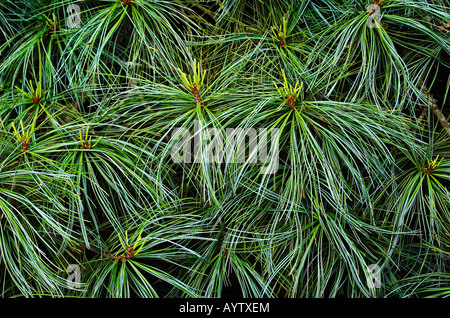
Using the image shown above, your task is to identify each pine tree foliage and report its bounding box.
[0,0,449,298]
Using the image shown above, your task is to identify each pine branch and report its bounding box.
[420,82,450,137]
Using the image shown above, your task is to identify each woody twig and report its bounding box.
[419,81,450,137]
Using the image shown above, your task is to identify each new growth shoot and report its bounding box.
[424,155,444,176]
[273,69,303,110]
[178,60,206,108]
[117,230,146,262]
[79,126,102,149]
[11,116,37,153]
[272,16,288,47]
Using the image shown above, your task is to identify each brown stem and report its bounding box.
[430,101,450,137]
[420,83,450,137]
[80,243,124,262]
[191,84,204,108]
[417,106,427,125]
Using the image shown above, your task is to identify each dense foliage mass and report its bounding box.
[0,0,449,298]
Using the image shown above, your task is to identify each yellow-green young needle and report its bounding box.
[118,234,126,251]
[133,230,143,250]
